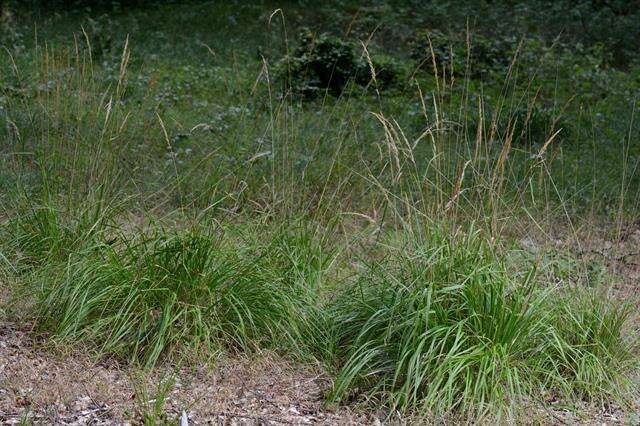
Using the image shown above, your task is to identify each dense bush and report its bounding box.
[506,104,565,145]
[280,28,399,97]
[17,0,164,10]
[82,13,116,58]
[0,2,23,51]
[410,29,516,79]
[409,29,457,74]
[522,0,640,68]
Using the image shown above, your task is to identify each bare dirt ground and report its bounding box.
[0,322,371,425]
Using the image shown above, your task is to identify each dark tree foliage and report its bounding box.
[15,0,172,11]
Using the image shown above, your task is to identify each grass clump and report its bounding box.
[7,198,118,270]
[1,0,638,421]
[11,206,77,267]
[259,225,341,362]
[32,227,323,368]
[548,289,637,400]
[328,227,636,418]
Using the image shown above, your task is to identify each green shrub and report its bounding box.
[21,0,155,11]
[410,29,515,79]
[280,28,398,97]
[82,14,116,59]
[565,0,640,68]
[465,100,567,149]
[360,54,402,89]
[409,29,459,74]
[468,33,515,79]
[506,104,565,145]
[0,4,24,52]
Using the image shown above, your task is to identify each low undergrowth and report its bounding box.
[328,228,637,418]
[3,207,636,419]
[3,206,332,368]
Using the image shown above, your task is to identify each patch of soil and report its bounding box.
[0,322,371,425]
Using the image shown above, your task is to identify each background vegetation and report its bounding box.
[1,0,639,422]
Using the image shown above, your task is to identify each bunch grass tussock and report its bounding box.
[28,223,332,368]
[328,226,637,419]
[6,205,635,419]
